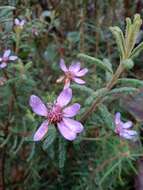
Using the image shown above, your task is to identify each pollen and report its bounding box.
[47,105,63,124]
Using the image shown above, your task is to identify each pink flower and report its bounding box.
[0,49,18,69]
[29,88,84,141]
[59,59,88,88]
[114,112,138,140]
[14,18,25,28]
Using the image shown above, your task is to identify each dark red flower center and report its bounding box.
[47,105,63,124]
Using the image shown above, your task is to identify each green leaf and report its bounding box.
[110,26,126,59]
[103,58,113,82]
[58,136,67,169]
[0,6,15,10]
[107,87,137,96]
[117,78,143,87]
[77,53,113,73]
[71,84,94,94]
[42,125,57,150]
[130,42,143,59]
[98,104,114,130]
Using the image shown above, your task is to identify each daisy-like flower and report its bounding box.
[0,49,18,69]
[29,88,84,141]
[59,59,88,89]
[114,112,138,140]
[14,18,25,28]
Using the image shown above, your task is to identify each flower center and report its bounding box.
[65,71,74,80]
[2,57,9,63]
[47,105,63,124]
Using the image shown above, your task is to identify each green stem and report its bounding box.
[80,62,124,122]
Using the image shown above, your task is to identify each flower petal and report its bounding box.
[120,129,137,140]
[63,118,84,133]
[56,88,72,107]
[73,77,85,84]
[69,62,81,73]
[76,68,88,77]
[20,20,25,26]
[57,121,77,141]
[3,50,11,58]
[114,112,121,125]
[29,95,48,116]
[63,103,80,117]
[15,18,20,25]
[9,56,18,61]
[64,80,71,89]
[122,121,132,129]
[33,120,49,141]
[60,58,68,72]
[0,63,7,68]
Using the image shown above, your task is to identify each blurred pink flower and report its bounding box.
[114,112,138,140]
[0,49,18,69]
[29,88,84,141]
[14,18,25,28]
[59,59,88,89]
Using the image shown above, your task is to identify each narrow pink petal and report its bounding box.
[0,58,2,62]
[114,112,121,125]
[63,80,71,89]
[60,59,68,72]
[20,20,25,26]
[120,129,137,140]
[62,118,84,133]
[63,103,80,117]
[9,56,18,61]
[76,68,88,77]
[33,120,49,141]
[73,78,85,84]
[3,50,11,58]
[57,121,77,141]
[69,62,81,72]
[56,88,72,107]
[122,121,132,129]
[15,18,20,25]
[29,95,48,116]
[0,63,7,68]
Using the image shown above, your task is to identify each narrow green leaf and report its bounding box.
[98,104,114,130]
[117,78,143,87]
[58,137,67,169]
[107,87,137,96]
[77,53,113,73]
[43,125,57,150]
[110,26,126,59]
[130,42,143,59]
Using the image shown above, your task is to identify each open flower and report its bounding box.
[14,18,25,28]
[29,88,84,141]
[114,112,138,140]
[0,49,18,69]
[59,59,88,88]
